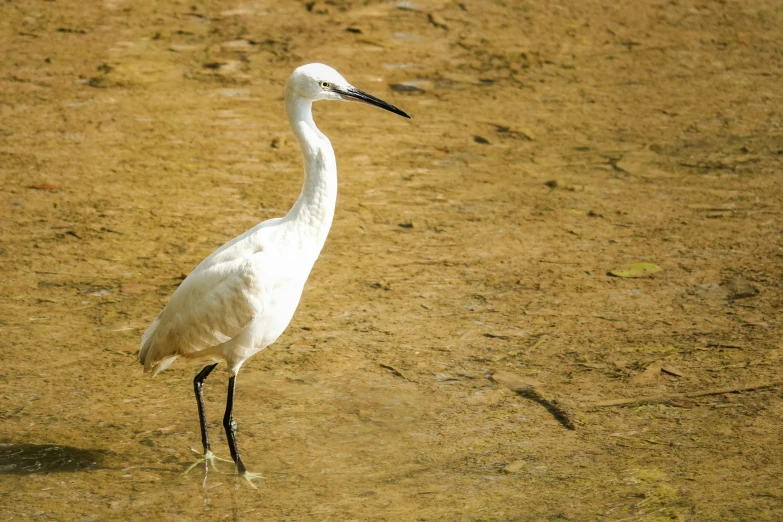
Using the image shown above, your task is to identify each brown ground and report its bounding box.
[1,0,782,520]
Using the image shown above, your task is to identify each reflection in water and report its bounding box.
[0,443,106,474]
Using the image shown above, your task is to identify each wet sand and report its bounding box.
[1,0,782,519]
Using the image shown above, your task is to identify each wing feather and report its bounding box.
[139,249,265,373]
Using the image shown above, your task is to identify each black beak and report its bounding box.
[335,86,411,119]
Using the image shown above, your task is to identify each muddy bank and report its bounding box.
[1,0,782,520]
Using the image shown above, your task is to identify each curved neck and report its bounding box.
[284,91,338,250]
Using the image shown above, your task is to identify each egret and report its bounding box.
[139,63,410,485]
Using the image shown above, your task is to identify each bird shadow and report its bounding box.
[0,442,109,475]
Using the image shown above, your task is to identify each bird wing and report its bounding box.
[139,243,267,373]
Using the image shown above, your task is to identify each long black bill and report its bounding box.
[336,86,411,119]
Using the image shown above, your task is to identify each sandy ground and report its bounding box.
[1,0,782,520]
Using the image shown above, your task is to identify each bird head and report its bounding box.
[287,63,410,119]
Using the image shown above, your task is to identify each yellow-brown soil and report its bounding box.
[1,0,781,520]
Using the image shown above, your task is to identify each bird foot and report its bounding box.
[239,471,264,489]
[183,448,233,475]
[213,467,264,489]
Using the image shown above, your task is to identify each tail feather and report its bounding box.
[139,315,177,375]
[150,356,178,376]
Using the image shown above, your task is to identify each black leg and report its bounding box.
[223,375,247,474]
[193,363,219,453]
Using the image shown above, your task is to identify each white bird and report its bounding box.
[139,63,410,485]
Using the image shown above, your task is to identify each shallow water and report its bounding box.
[1,0,782,520]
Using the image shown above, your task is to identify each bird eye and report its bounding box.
[319,81,331,90]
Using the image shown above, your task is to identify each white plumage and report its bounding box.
[138,63,410,485]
